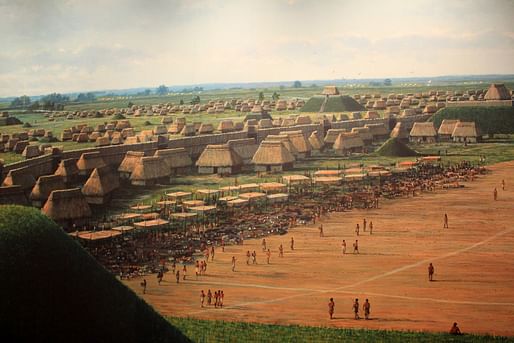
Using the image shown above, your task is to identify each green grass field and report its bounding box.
[168,317,513,343]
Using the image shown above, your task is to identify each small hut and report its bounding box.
[322,86,339,95]
[365,123,390,142]
[484,83,511,100]
[227,138,259,165]
[29,174,66,207]
[82,166,120,204]
[252,141,295,172]
[409,122,437,143]
[154,148,193,174]
[54,158,79,184]
[323,129,347,148]
[333,132,365,155]
[180,124,196,136]
[2,166,36,192]
[198,123,214,135]
[76,151,106,176]
[217,120,235,133]
[295,115,312,125]
[118,151,144,179]
[281,130,312,158]
[308,131,324,155]
[351,127,373,145]
[42,188,92,226]
[437,120,459,141]
[22,145,41,159]
[0,185,28,205]
[390,122,410,143]
[452,121,479,143]
[196,144,243,175]
[265,134,298,157]
[130,156,170,186]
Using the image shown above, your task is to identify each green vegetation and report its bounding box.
[300,95,364,113]
[168,317,513,342]
[0,205,189,343]
[377,138,418,157]
[432,106,514,135]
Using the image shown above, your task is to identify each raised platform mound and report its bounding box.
[300,95,365,113]
[376,137,418,157]
[0,205,190,343]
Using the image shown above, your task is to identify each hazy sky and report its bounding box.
[1,0,514,96]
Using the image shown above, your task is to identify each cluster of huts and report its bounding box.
[405,120,480,144]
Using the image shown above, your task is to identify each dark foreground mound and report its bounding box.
[376,137,418,157]
[0,205,190,343]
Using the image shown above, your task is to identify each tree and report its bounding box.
[75,92,96,102]
[156,85,169,96]
[28,101,40,111]
[272,92,280,101]
[191,95,200,105]
[384,78,392,86]
[10,95,31,108]
[41,93,70,104]
[179,99,184,105]
[143,89,151,96]
[127,101,134,108]
[258,91,264,101]
[293,80,302,88]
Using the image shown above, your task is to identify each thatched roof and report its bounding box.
[30,175,66,202]
[333,132,365,150]
[410,122,436,137]
[265,134,298,156]
[281,130,312,154]
[217,120,234,132]
[258,119,273,129]
[196,144,243,167]
[324,129,347,145]
[0,185,28,205]
[364,123,389,136]
[295,115,312,125]
[252,141,295,166]
[154,148,192,169]
[438,119,459,135]
[198,123,214,134]
[322,86,339,95]
[130,156,170,182]
[55,158,79,179]
[82,166,120,197]
[452,121,478,138]
[228,138,258,161]
[2,166,36,190]
[118,151,144,174]
[76,152,106,173]
[351,127,373,142]
[484,83,511,100]
[390,122,410,139]
[42,188,92,221]
[308,131,324,150]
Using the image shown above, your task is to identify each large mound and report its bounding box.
[432,106,514,135]
[0,205,190,343]
[376,137,418,157]
[301,95,365,112]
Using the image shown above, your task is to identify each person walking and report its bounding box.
[428,263,435,281]
[231,256,236,272]
[328,298,335,319]
[363,299,371,320]
[353,298,360,319]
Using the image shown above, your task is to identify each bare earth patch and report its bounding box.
[125,161,514,336]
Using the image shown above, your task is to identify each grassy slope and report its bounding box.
[0,205,190,343]
[168,317,513,342]
[432,106,514,135]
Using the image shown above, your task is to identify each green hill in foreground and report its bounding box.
[431,106,514,135]
[169,317,513,342]
[0,205,190,343]
[376,137,418,157]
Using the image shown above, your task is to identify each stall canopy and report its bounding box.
[134,218,169,229]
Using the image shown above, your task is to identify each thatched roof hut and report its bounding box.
[324,129,347,148]
[76,151,106,176]
[308,131,324,154]
[22,145,41,159]
[252,141,295,172]
[198,123,214,134]
[0,185,28,205]
[364,111,380,120]
[437,119,459,141]
[258,119,273,129]
[82,166,120,204]
[423,105,438,114]
[409,122,437,143]
[281,130,312,158]
[295,115,312,125]
[452,121,479,143]
[30,175,66,207]
[154,148,192,174]
[2,166,36,191]
[265,134,298,157]
[217,120,235,133]
[130,156,170,186]
[390,122,410,143]
[180,124,196,136]
[351,127,373,145]
[228,138,258,164]
[196,144,243,175]
[42,188,92,224]
[118,151,144,179]
[365,123,390,141]
[53,159,79,184]
[322,86,339,96]
[333,132,364,155]
[484,83,511,100]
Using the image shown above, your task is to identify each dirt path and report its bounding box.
[125,161,514,336]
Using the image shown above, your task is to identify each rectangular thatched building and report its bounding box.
[196,144,243,175]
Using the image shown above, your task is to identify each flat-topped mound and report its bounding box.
[301,95,365,113]
[0,205,189,343]
[376,137,418,157]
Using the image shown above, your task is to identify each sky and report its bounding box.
[1,0,514,97]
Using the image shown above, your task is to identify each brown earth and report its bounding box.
[125,161,514,336]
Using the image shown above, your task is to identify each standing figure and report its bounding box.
[363,218,367,232]
[444,213,449,229]
[369,221,373,235]
[428,263,434,281]
[182,265,187,280]
[328,298,335,319]
[200,290,205,307]
[319,224,324,237]
[141,279,147,294]
[175,270,180,283]
[279,244,284,257]
[266,249,271,264]
[262,238,267,252]
[290,237,295,251]
[363,299,371,320]
[207,289,212,306]
[501,179,505,191]
[494,187,498,201]
[246,250,251,265]
[355,224,360,236]
[231,256,236,272]
[342,240,347,254]
[353,298,360,319]
[353,240,359,254]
